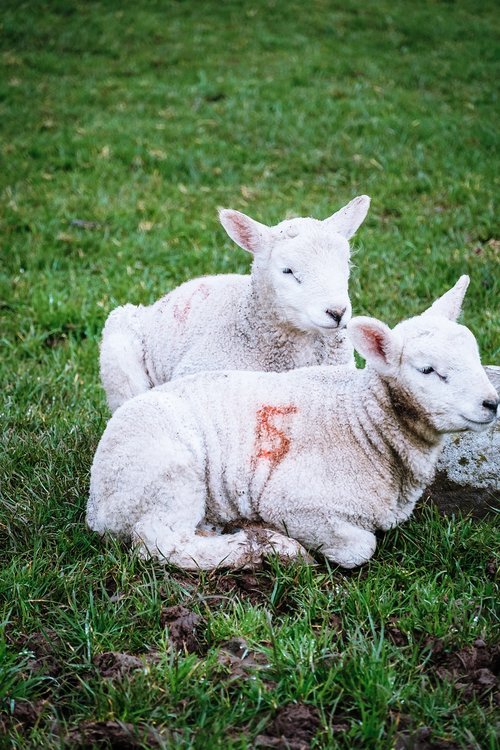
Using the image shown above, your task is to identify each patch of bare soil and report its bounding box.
[159,604,203,653]
[216,637,270,683]
[425,637,500,703]
[327,613,344,635]
[210,571,274,606]
[486,557,498,580]
[254,703,321,749]
[0,700,49,733]
[64,720,164,748]
[386,623,410,647]
[394,724,466,750]
[391,712,477,750]
[386,626,499,704]
[160,569,200,596]
[13,631,62,677]
[93,652,148,680]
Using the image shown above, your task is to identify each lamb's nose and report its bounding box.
[325,307,346,325]
[482,398,499,414]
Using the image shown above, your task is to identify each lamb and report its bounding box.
[100,195,370,412]
[87,275,499,570]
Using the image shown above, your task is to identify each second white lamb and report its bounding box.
[100,195,370,412]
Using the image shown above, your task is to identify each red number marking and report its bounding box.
[173,283,210,324]
[253,404,298,470]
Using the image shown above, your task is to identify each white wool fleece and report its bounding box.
[100,195,370,412]
[87,275,498,570]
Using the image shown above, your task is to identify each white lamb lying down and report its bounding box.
[100,195,370,413]
[87,275,499,570]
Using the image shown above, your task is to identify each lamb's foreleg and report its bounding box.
[133,514,310,570]
[265,506,377,569]
[319,521,377,568]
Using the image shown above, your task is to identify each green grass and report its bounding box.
[0,0,498,747]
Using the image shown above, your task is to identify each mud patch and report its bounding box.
[391,713,473,750]
[13,631,62,677]
[210,570,274,607]
[65,720,163,748]
[159,570,200,601]
[425,638,499,703]
[394,723,464,750]
[0,700,49,733]
[486,557,498,580]
[386,628,499,703]
[217,637,270,682]
[386,624,410,648]
[254,703,321,749]
[160,605,203,653]
[93,652,147,680]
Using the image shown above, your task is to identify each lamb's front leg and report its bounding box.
[263,504,377,569]
[319,521,377,568]
[133,514,310,570]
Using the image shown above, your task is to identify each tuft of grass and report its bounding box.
[0,1,498,748]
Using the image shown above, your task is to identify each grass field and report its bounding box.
[0,1,498,747]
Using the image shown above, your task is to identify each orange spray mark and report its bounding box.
[253,404,298,470]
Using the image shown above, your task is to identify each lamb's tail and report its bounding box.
[99,304,154,413]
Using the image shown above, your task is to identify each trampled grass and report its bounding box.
[0,1,498,747]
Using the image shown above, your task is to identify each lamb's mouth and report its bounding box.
[315,321,347,331]
[460,415,496,427]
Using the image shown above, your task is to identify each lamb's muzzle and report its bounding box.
[482,398,499,415]
[325,306,347,326]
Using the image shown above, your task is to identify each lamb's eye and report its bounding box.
[419,366,434,375]
[282,268,301,283]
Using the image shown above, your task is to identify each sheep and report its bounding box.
[100,195,371,413]
[87,275,499,570]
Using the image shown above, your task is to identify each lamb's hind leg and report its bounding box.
[100,304,153,413]
[133,515,310,570]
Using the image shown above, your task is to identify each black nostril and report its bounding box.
[325,307,346,324]
[483,399,499,413]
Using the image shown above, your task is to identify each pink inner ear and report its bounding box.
[364,327,388,360]
[228,212,257,253]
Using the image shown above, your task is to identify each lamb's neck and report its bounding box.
[247,272,289,330]
[348,368,444,491]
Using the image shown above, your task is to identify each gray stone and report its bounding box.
[425,366,499,517]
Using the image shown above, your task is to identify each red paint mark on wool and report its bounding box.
[253,404,298,469]
[173,283,210,324]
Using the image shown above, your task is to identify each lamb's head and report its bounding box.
[348,276,499,434]
[219,195,370,333]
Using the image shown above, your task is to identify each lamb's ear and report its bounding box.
[347,316,400,374]
[219,209,272,255]
[423,275,470,321]
[325,195,371,240]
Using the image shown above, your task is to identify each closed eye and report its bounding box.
[282,268,301,283]
[417,366,447,381]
